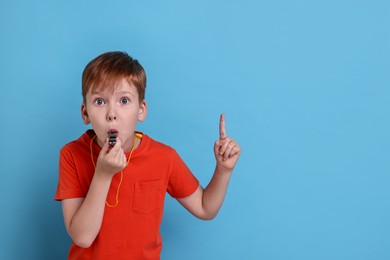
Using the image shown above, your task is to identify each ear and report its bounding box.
[138,100,147,122]
[81,103,90,124]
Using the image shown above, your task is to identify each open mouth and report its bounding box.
[108,129,118,136]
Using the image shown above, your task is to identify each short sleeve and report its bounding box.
[167,150,199,199]
[54,146,86,201]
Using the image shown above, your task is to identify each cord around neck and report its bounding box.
[89,133,140,207]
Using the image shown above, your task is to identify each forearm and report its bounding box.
[67,172,112,248]
[202,166,233,219]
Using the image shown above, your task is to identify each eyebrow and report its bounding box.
[90,91,102,96]
[90,90,136,98]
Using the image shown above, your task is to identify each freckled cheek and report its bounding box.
[89,115,105,126]
[88,117,107,137]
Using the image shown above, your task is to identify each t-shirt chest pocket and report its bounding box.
[133,180,165,214]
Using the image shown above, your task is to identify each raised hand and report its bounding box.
[214,114,241,172]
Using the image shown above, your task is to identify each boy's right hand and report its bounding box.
[214,114,241,172]
[95,137,127,178]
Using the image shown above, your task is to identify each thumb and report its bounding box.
[99,138,110,156]
[214,139,223,156]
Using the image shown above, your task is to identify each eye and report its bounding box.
[94,98,105,105]
[120,97,130,105]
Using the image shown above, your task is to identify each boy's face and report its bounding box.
[81,79,147,151]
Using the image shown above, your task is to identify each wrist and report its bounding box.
[215,164,233,175]
[94,170,114,182]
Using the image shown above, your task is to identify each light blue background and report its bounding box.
[1,0,389,259]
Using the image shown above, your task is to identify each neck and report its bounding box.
[90,131,142,152]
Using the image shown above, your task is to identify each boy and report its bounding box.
[54,51,241,260]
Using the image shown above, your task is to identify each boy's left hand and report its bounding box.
[214,114,241,172]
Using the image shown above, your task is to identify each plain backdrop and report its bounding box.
[0,0,389,259]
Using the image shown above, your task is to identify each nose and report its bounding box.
[107,106,117,121]
[107,114,116,121]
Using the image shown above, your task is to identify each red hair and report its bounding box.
[82,51,146,103]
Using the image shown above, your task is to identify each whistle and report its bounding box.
[109,132,116,148]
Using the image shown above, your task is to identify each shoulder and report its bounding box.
[140,134,177,157]
[60,131,92,158]
[142,134,175,151]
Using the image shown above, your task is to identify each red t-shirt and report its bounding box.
[54,130,199,260]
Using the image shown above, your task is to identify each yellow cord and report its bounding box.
[90,133,140,207]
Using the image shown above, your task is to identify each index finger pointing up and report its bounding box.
[219,113,227,140]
